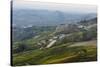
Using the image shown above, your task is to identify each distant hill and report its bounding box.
[12,9,97,27]
[79,17,97,25]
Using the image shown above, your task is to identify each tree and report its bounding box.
[14,44,29,53]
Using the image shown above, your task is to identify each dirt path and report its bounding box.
[68,40,97,47]
[46,40,57,48]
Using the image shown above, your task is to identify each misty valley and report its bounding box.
[12,16,97,66]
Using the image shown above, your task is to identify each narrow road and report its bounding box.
[68,40,96,47]
[46,40,57,48]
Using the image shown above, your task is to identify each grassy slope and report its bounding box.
[13,40,97,66]
[13,31,54,49]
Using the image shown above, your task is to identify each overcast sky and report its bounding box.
[13,0,97,13]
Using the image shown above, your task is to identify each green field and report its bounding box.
[13,40,97,66]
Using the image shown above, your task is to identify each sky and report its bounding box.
[13,0,97,13]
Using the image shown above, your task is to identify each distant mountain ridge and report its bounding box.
[13,9,97,27]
